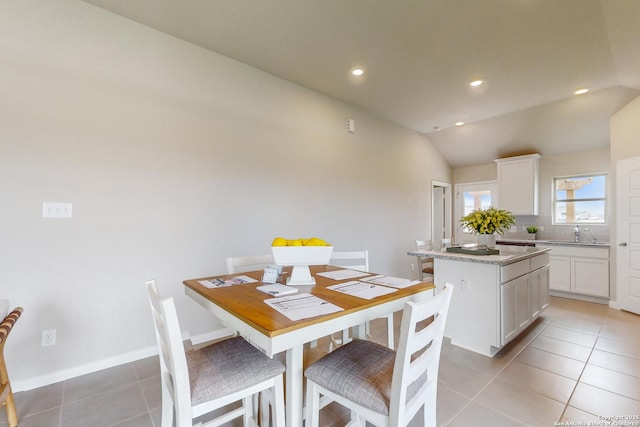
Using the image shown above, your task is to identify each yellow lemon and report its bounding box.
[289,239,303,246]
[310,237,326,246]
[272,237,287,247]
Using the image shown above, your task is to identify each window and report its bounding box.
[455,181,497,242]
[553,174,606,224]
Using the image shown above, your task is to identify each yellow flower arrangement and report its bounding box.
[459,207,516,235]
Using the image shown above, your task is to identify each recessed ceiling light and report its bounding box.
[469,80,483,87]
[455,121,465,127]
[350,67,365,77]
[574,88,589,95]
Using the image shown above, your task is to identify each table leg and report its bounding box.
[285,345,304,427]
[354,322,367,339]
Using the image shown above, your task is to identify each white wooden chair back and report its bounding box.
[329,250,370,271]
[389,283,453,425]
[415,240,431,250]
[415,240,434,281]
[146,280,193,424]
[226,254,273,274]
[328,250,393,348]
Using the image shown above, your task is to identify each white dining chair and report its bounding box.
[226,254,274,274]
[146,280,286,427]
[304,283,453,427]
[328,250,395,350]
[416,240,434,281]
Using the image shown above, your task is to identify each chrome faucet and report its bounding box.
[584,227,596,244]
[573,225,580,242]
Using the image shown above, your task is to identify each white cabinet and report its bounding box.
[548,255,571,292]
[495,153,541,215]
[501,276,518,344]
[500,255,549,346]
[501,275,530,344]
[572,256,609,297]
[530,265,550,318]
[436,250,550,357]
[540,245,609,299]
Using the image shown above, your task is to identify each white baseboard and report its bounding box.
[13,327,234,392]
[12,345,158,392]
[189,327,234,345]
[549,290,610,305]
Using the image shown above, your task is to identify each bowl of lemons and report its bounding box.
[271,237,333,285]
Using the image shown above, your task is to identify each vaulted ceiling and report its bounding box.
[81,0,640,167]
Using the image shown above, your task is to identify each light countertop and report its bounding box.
[497,238,610,248]
[408,245,550,266]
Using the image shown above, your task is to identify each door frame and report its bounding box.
[432,180,452,250]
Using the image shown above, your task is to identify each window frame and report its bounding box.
[552,172,607,225]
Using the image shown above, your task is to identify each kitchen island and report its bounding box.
[409,245,550,357]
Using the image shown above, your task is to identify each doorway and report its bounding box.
[455,181,498,244]
[432,181,452,249]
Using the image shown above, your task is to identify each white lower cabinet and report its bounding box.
[548,255,571,292]
[572,257,609,297]
[500,262,549,346]
[501,275,528,344]
[436,250,550,357]
[529,265,550,319]
[539,245,609,298]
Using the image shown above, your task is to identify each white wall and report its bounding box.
[452,149,611,242]
[611,96,640,161]
[452,163,497,184]
[0,1,450,390]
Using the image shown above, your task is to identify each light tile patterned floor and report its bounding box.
[2,296,640,426]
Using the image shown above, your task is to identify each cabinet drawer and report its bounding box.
[502,259,530,283]
[538,245,609,259]
[531,253,549,270]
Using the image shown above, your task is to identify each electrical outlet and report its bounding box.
[347,118,355,133]
[42,329,56,347]
[411,263,415,271]
[42,202,72,218]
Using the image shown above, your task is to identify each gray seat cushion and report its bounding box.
[305,339,427,415]
[187,336,285,405]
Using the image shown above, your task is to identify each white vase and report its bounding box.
[477,234,496,248]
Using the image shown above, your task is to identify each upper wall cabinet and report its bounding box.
[495,154,541,215]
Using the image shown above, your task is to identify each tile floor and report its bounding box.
[2,296,640,426]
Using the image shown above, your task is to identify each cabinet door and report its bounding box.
[501,280,517,345]
[548,255,571,292]
[572,257,610,297]
[501,275,530,345]
[515,275,530,331]
[530,269,541,318]
[496,155,539,215]
[539,265,550,312]
[530,265,550,318]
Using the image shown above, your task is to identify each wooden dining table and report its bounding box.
[183,264,434,427]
